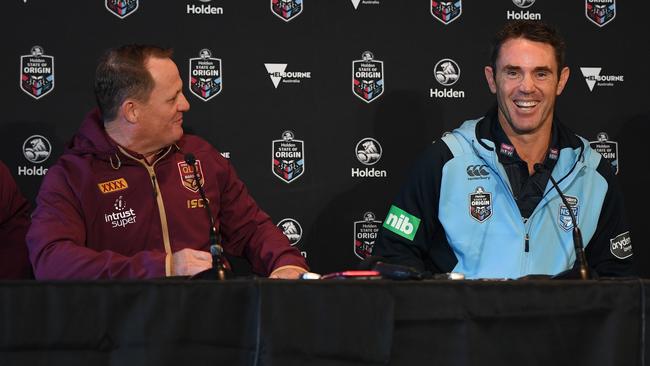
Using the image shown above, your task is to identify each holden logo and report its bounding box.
[23,135,51,164]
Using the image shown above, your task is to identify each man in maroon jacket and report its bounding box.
[0,161,31,279]
[26,45,308,279]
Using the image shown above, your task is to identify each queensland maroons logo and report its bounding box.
[272,131,305,183]
[586,0,615,27]
[431,1,462,25]
[271,0,303,22]
[590,132,619,174]
[178,160,205,193]
[20,46,54,100]
[352,51,384,103]
[189,49,222,101]
[105,0,139,19]
[354,212,381,260]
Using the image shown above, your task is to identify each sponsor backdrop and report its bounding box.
[2,0,649,276]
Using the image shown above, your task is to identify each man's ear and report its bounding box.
[121,100,138,124]
[484,66,497,94]
[556,66,570,96]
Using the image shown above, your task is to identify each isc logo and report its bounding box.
[187,198,209,209]
[382,205,421,241]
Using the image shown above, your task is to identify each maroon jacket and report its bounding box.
[0,161,32,279]
[27,109,307,279]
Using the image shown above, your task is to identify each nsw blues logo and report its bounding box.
[20,46,54,100]
[272,131,305,183]
[469,187,492,223]
[586,0,615,27]
[558,196,579,231]
[271,0,303,22]
[431,1,462,25]
[354,212,381,260]
[590,132,619,175]
[352,51,384,103]
[189,49,222,101]
[105,0,139,19]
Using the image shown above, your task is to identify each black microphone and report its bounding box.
[534,163,590,280]
[185,153,231,280]
[358,255,423,280]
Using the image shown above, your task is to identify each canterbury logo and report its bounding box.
[98,178,129,194]
[466,165,489,177]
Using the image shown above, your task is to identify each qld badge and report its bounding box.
[178,160,205,193]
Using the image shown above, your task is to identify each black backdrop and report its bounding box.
[2,0,649,276]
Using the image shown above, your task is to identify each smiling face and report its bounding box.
[130,57,190,153]
[485,37,570,137]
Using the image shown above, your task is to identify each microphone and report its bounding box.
[358,256,424,280]
[185,153,231,280]
[534,163,591,280]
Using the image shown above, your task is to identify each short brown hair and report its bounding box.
[94,45,173,121]
[490,20,566,74]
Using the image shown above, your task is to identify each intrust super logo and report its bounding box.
[105,0,139,19]
[354,212,381,259]
[352,137,387,178]
[98,178,129,194]
[19,134,51,176]
[383,205,420,241]
[105,196,137,228]
[580,67,623,91]
[20,46,54,100]
[430,58,465,99]
[264,63,311,88]
[189,49,222,101]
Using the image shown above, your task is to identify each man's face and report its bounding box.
[484,37,569,136]
[133,57,190,153]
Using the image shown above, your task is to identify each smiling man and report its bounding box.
[27,45,308,279]
[375,21,633,279]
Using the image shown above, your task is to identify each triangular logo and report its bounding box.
[265,63,287,88]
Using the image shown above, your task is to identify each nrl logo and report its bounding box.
[177,160,205,193]
[469,186,492,223]
[590,132,619,174]
[352,51,384,103]
[558,196,579,231]
[189,49,222,101]
[20,46,54,100]
[277,218,303,246]
[272,130,305,183]
[431,0,462,25]
[105,0,139,19]
[271,0,303,22]
[585,0,615,27]
[354,211,381,260]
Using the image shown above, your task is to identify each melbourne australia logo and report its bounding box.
[590,132,619,174]
[272,130,305,183]
[277,218,303,246]
[351,0,380,9]
[105,196,137,228]
[352,137,387,178]
[431,1,462,25]
[431,58,465,99]
[264,63,311,88]
[19,134,51,176]
[580,67,623,91]
[352,51,384,103]
[558,195,579,231]
[469,187,492,223]
[610,231,632,259]
[508,0,541,20]
[105,0,139,19]
[20,46,54,100]
[354,212,381,260]
[177,160,205,193]
[585,0,615,27]
[271,0,303,22]
[189,49,222,101]
[187,0,224,15]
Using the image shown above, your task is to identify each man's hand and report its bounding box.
[171,248,212,276]
[269,265,308,279]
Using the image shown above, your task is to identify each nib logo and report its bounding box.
[580,67,601,91]
[265,63,287,88]
[351,0,361,9]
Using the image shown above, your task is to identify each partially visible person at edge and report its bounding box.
[26,45,308,279]
[374,20,633,278]
[0,160,32,279]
